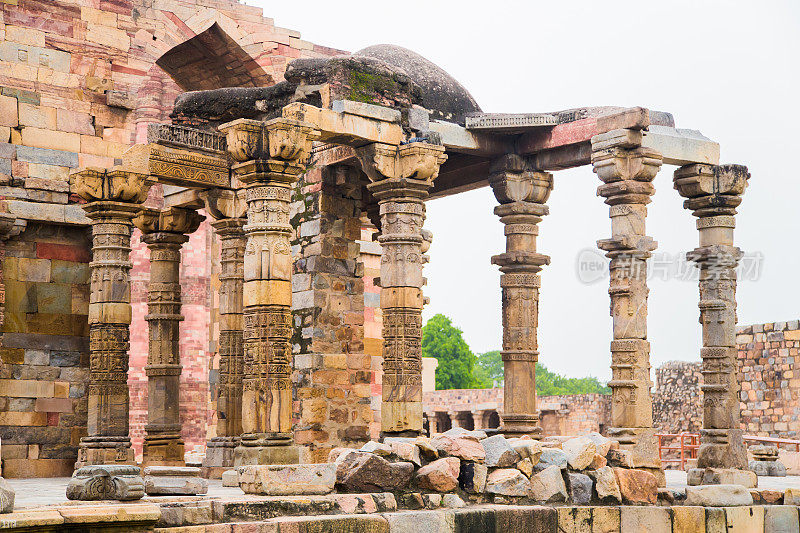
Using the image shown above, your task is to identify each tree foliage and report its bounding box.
[475,351,611,395]
[422,314,484,390]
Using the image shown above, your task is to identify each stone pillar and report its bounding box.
[200,190,247,476]
[448,412,460,430]
[591,129,663,473]
[488,154,553,438]
[71,168,154,467]
[134,207,204,466]
[674,164,754,487]
[471,411,484,430]
[356,142,447,438]
[220,118,318,466]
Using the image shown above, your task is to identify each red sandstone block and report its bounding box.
[35,397,73,413]
[36,242,91,263]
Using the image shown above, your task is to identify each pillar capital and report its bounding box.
[71,168,154,204]
[134,207,204,239]
[488,153,553,205]
[357,142,447,199]
[200,189,247,221]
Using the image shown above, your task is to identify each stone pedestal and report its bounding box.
[489,154,552,438]
[143,466,208,495]
[220,117,319,465]
[66,465,145,501]
[591,129,662,468]
[356,142,447,438]
[749,445,786,477]
[675,163,752,486]
[71,169,154,468]
[135,207,204,467]
[200,190,247,476]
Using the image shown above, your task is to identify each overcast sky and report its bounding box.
[251,0,800,381]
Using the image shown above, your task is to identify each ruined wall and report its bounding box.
[652,360,703,434]
[0,223,90,477]
[0,0,344,475]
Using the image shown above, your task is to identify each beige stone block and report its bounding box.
[243,280,292,307]
[35,397,73,413]
[18,103,57,129]
[324,354,347,370]
[0,126,9,143]
[86,23,130,50]
[58,503,160,524]
[673,506,706,533]
[0,94,19,128]
[0,411,47,426]
[725,506,764,533]
[21,127,80,153]
[54,381,69,398]
[57,108,95,135]
[28,444,40,459]
[784,330,800,341]
[619,507,670,533]
[558,507,592,533]
[89,302,132,325]
[17,257,51,282]
[380,287,424,309]
[27,163,70,181]
[80,134,110,156]
[0,379,55,398]
[5,25,45,47]
[591,507,620,533]
[0,509,63,527]
[81,6,117,25]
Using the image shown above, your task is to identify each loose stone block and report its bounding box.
[536,448,568,470]
[458,462,487,494]
[441,494,465,508]
[222,469,238,487]
[568,473,593,505]
[481,435,519,467]
[673,506,706,533]
[620,506,670,533]
[590,466,622,504]
[143,466,208,496]
[485,468,529,497]
[431,433,485,462]
[337,452,414,492]
[612,467,657,505]
[784,488,800,505]
[687,467,757,488]
[685,484,754,506]
[528,465,567,503]
[415,457,460,493]
[66,465,144,501]
[765,506,799,533]
[238,464,335,495]
[510,440,542,463]
[563,436,597,470]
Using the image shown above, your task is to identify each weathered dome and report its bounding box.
[355,45,481,125]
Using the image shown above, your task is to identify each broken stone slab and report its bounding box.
[567,473,593,505]
[785,488,800,505]
[687,467,757,488]
[360,441,392,456]
[336,451,414,492]
[588,454,607,470]
[589,466,622,503]
[441,427,487,440]
[66,465,145,501]
[458,462,487,494]
[510,440,542,464]
[143,466,208,496]
[562,436,596,470]
[535,448,568,471]
[516,458,533,478]
[481,435,520,468]
[430,433,485,462]
[441,494,465,508]
[415,457,460,492]
[388,441,422,466]
[586,432,613,456]
[221,469,238,487]
[528,465,568,503]
[685,484,753,506]
[485,468,530,497]
[0,478,13,513]
[238,464,336,496]
[413,437,438,460]
[612,468,657,505]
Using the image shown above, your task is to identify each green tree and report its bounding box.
[422,314,487,389]
[474,351,611,395]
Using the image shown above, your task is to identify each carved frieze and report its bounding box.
[72,168,154,204]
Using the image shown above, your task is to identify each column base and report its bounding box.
[201,437,239,478]
[499,413,542,439]
[687,467,758,488]
[608,427,662,469]
[143,465,209,495]
[697,428,748,469]
[76,436,135,469]
[142,434,185,467]
[233,433,299,466]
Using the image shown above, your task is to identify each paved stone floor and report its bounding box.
[6,472,800,509]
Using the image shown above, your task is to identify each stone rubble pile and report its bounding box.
[310,429,663,506]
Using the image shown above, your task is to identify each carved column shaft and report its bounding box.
[72,168,153,467]
[675,163,750,474]
[357,142,447,438]
[221,117,318,465]
[591,129,662,466]
[489,154,552,438]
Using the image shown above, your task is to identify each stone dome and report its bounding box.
[355,44,481,125]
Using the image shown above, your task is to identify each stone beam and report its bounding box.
[123,143,230,189]
[642,126,720,166]
[427,120,514,155]
[282,103,404,146]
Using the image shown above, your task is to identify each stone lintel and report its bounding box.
[282,102,403,146]
[123,143,230,189]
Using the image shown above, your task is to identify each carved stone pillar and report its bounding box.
[200,190,246,476]
[471,411,484,431]
[674,164,754,487]
[448,412,460,429]
[71,168,154,467]
[220,118,318,465]
[356,142,447,438]
[134,207,204,466]
[489,154,553,438]
[591,129,663,474]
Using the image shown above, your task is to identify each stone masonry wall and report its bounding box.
[0,0,343,475]
[0,222,90,477]
[652,360,703,434]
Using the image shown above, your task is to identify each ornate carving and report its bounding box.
[66,465,144,501]
[356,142,447,185]
[219,118,318,165]
[72,168,154,204]
[123,143,229,189]
[134,207,205,236]
[147,123,226,154]
[489,154,553,204]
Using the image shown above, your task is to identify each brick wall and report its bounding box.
[0,222,90,477]
[0,0,343,475]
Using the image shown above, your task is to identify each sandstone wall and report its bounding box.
[0,0,342,475]
[652,360,703,434]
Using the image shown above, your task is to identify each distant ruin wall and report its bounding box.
[652,360,703,434]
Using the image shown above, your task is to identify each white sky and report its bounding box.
[250,0,800,381]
